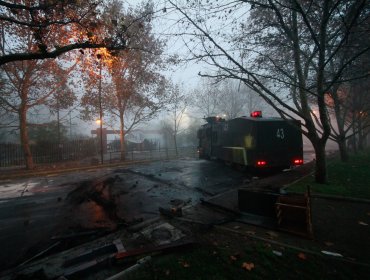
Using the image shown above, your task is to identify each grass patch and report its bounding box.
[287,149,370,199]
[121,237,369,280]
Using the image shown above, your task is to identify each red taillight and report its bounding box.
[293,159,303,165]
[257,160,267,166]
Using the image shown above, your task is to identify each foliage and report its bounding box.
[0,0,128,65]
[28,121,68,144]
[0,0,167,168]
[0,58,73,114]
[80,1,170,156]
[0,37,75,169]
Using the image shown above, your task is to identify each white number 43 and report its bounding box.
[276,128,285,139]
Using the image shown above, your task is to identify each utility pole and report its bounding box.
[98,54,104,164]
[56,95,62,162]
[69,112,72,139]
[56,96,60,144]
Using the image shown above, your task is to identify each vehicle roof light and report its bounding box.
[251,111,262,118]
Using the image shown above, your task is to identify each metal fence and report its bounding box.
[0,139,98,167]
[107,146,198,163]
[0,140,198,168]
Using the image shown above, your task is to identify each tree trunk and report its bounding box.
[173,134,178,157]
[357,120,364,151]
[291,6,329,184]
[338,137,349,162]
[19,106,34,169]
[119,109,125,161]
[351,117,358,153]
[347,134,354,153]
[331,84,349,162]
[313,141,327,184]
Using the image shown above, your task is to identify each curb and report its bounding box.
[0,159,155,181]
[288,191,370,204]
[282,170,370,204]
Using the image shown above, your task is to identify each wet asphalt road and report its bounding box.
[0,158,251,271]
[110,159,251,221]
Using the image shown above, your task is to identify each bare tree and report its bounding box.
[191,78,272,119]
[217,79,274,119]
[324,15,370,161]
[218,80,247,119]
[165,83,189,156]
[190,79,221,117]
[348,78,370,152]
[160,120,174,150]
[325,80,370,161]
[169,0,370,183]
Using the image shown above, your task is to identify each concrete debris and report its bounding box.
[105,256,151,280]
[51,230,104,241]
[321,250,343,257]
[159,206,183,218]
[115,240,195,260]
[141,222,186,246]
[272,250,283,257]
[63,239,125,268]
[19,241,61,267]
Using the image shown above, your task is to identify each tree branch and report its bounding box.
[0,41,126,66]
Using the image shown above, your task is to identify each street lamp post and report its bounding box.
[98,54,104,164]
